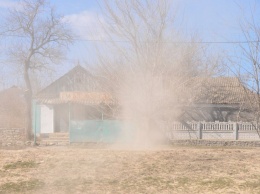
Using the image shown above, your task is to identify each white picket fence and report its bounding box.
[165,121,260,140]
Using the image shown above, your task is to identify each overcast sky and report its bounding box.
[0,0,259,88]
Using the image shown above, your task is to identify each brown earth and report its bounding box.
[0,145,260,194]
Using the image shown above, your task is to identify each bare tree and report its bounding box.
[94,0,221,146]
[2,0,73,139]
[229,1,260,136]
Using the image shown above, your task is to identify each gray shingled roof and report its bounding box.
[185,77,252,104]
[36,65,253,106]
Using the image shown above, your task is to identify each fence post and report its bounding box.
[68,103,71,144]
[233,122,238,140]
[197,122,202,139]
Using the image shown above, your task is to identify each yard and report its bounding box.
[0,145,260,194]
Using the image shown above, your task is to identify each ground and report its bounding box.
[0,145,260,194]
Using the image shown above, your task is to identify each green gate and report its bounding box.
[70,120,129,143]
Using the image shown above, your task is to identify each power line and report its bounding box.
[74,39,260,44]
[2,34,260,44]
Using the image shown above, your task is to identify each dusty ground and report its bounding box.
[0,145,260,194]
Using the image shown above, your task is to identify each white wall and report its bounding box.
[40,105,54,133]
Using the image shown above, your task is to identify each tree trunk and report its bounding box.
[24,66,33,140]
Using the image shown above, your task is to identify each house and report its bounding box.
[0,86,26,128]
[180,77,253,122]
[34,65,115,136]
[34,65,254,143]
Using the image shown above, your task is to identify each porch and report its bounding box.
[33,102,109,135]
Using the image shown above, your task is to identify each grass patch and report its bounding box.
[53,178,75,188]
[3,161,38,170]
[240,179,260,190]
[176,177,190,187]
[108,180,119,185]
[143,176,172,188]
[120,176,175,191]
[0,179,44,193]
[200,177,233,189]
[0,170,5,175]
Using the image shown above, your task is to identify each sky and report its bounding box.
[47,0,257,40]
[0,0,259,89]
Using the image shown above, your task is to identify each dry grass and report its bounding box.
[0,145,260,193]
[3,161,38,170]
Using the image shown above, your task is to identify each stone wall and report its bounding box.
[0,128,25,147]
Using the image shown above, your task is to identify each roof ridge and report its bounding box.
[36,65,90,97]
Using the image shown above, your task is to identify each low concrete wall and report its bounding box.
[171,139,260,147]
[238,131,260,140]
[170,131,198,139]
[167,122,260,140]
[202,131,234,140]
[170,130,260,140]
[0,128,25,147]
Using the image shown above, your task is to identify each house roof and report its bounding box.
[37,65,93,98]
[38,92,114,105]
[185,77,252,105]
[0,86,25,105]
[36,65,114,105]
[36,64,252,106]
[0,86,26,128]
